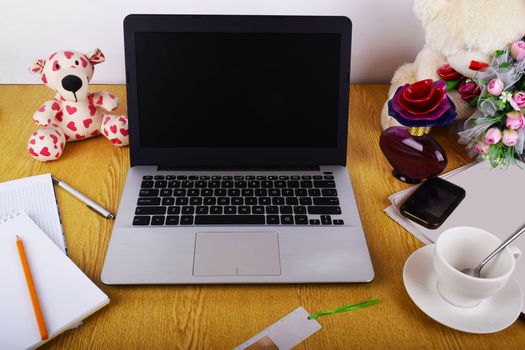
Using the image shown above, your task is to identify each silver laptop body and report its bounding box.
[101,14,374,284]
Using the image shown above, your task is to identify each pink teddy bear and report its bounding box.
[28,49,129,161]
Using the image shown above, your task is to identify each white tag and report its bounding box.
[235,307,321,350]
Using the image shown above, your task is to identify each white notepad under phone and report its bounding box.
[0,212,109,349]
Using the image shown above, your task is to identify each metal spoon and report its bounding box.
[461,223,525,278]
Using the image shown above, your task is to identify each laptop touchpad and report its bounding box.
[193,232,281,276]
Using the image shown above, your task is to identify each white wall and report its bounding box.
[0,0,423,84]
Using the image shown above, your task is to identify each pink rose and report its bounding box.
[487,78,504,96]
[512,92,525,108]
[511,40,525,60]
[485,128,502,144]
[502,129,519,146]
[475,142,490,154]
[506,111,525,130]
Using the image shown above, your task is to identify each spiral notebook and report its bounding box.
[0,212,109,349]
[0,174,66,253]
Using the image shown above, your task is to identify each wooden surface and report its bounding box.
[0,84,523,349]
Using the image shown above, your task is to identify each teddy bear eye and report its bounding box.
[75,60,79,65]
[55,63,60,69]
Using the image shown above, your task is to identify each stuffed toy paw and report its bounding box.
[27,49,129,161]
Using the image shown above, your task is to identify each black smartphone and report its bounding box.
[400,177,465,229]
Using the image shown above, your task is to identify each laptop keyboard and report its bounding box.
[132,173,344,226]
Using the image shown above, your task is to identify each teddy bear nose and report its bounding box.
[61,75,83,93]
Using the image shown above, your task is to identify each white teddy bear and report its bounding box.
[381,0,525,129]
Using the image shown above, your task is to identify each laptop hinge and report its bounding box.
[157,165,321,171]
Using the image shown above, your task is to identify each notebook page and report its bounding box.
[0,174,66,253]
[0,213,109,350]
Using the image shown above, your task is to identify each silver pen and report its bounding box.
[51,176,115,220]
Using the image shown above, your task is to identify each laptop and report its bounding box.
[101,14,374,284]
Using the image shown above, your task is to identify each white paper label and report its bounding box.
[235,307,321,350]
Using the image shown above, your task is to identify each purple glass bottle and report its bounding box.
[379,126,447,184]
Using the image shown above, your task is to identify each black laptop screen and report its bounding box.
[134,32,341,148]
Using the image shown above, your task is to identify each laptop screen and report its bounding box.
[134,32,341,148]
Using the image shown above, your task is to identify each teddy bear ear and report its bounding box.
[28,59,45,75]
[414,0,449,26]
[86,48,105,65]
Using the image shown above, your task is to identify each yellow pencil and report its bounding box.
[16,235,49,340]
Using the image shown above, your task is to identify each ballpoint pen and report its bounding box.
[51,176,115,220]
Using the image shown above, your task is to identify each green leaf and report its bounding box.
[446,79,461,91]
[468,97,479,108]
[495,49,504,57]
[499,62,511,68]
[496,99,507,110]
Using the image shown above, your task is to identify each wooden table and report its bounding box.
[0,84,523,349]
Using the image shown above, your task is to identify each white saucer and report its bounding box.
[403,245,523,334]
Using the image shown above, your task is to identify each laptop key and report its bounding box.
[299,197,312,205]
[280,215,294,225]
[238,206,250,214]
[176,197,189,205]
[203,197,216,205]
[168,181,180,188]
[321,215,332,225]
[162,197,175,206]
[154,181,167,188]
[190,197,203,205]
[231,197,243,205]
[269,189,280,197]
[181,216,194,225]
[154,175,165,180]
[308,189,321,197]
[151,216,165,225]
[322,189,338,196]
[166,216,179,225]
[182,206,195,214]
[195,215,265,225]
[333,219,344,225]
[294,206,307,214]
[141,180,154,188]
[309,219,321,225]
[242,189,254,197]
[295,189,307,197]
[295,215,308,225]
[137,197,161,206]
[202,189,214,196]
[187,189,200,197]
[308,206,341,215]
[173,189,186,196]
[313,197,340,206]
[196,206,208,214]
[300,181,313,188]
[135,206,166,215]
[228,189,240,197]
[210,206,223,214]
[218,197,230,205]
[261,181,273,188]
[215,189,226,196]
[287,181,299,188]
[282,189,294,197]
[139,189,159,197]
[272,197,285,205]
[266,206,278,214]
[258,197,271,205]
[252,206,264,214]
[256,189,268,197]
[176,175,187,180]
[266,215,279,224]
[166,175,176,180]
[160,189,172,196]
[285,197,298,205]
[168,206,181,214]
[133,216,150,225]
[224,206,236,214]
[142,175,153,180]
[245,197,257,205]
[280,206,292,214]
[313,180,336,188]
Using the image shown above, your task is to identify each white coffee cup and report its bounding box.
[433,226,521,308]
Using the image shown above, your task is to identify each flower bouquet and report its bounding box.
[458,40,525,168]
[380,79,457,183]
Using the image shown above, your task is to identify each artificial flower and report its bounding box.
[475,142,490,154]
[506,111,525,130]
[437,64,462,81]
[485,128,502,144]
[502,129,519,146]
[512,92,525,108]
[458,79,480,102]
[487,78,504,96]
[511,40,525,60]
[468,60,489,71]
[388,79,456,127]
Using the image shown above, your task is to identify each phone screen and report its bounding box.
[400,177,465,229]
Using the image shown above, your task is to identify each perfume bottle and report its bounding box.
[380,126,447,184]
